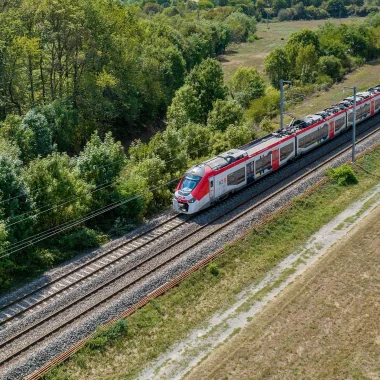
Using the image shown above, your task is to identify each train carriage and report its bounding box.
[173,84,380,214]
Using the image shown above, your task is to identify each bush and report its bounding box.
[208,263,219,276]
[326,164,358,186]
[247,33,259,42]
[246,88,280,124]
[87,319,128,352]
[259,116,275,134]
[58,228,106,251]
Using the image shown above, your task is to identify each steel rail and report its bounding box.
[0,214,190,326]
[1,122,379,368]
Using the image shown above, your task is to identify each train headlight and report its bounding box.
[188,197,196,203]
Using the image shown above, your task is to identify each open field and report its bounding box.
[186,203,380,380]
[221,18,361,81]
[43,146,380,380]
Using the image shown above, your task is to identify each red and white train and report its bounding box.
[173,85,380,214]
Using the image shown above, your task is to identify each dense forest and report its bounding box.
[0,0,379,290]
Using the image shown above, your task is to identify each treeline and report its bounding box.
[139,0,380,25]
[0,0,236,148]
[265,16,380,89]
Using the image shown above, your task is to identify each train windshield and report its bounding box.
[180,174,202,193]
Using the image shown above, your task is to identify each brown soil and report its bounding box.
[186,205,380,380]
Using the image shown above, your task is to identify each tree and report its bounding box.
[318,56,343,80]
[296,44,319,83]
[0,139,33,241]
[22,152,92,231]
[21,109,55,158]
[207,100,244,132]
[224,12,256,42]
[230,67,266,108]
[285,29,321,71]
[0,115,35,162]
[77,132,125,187]
[181,123,212,159]
[325,0,347,17]
[272,0,288,13]
[167,84,203,127]
[169,59,226,124]
[264,48,291,89]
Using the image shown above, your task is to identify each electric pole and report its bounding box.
[344,86,357,162]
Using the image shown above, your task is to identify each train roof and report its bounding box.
[240,133,290,157]
[203,148,247,171]
[369,85,380,93]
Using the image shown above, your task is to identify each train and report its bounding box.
[173,85,380,214]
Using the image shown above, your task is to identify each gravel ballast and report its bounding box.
[0,119,379,380]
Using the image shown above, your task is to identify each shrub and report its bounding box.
[246,88,280,124]
[87,319,128,352]
[58,228,106,251]
[326,164,358,186]
[247,33,259,42]
[259,117,275,134]
[208,263,220,276]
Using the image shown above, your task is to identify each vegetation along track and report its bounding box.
[0,120,379,370]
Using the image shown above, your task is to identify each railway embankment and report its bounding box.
[40,141,380,380]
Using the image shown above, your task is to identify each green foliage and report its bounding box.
[230,67,265,108]
[181,123,212,159]
[259,116,275,134]
[0,140,33,240]
[207,99,243,132]
[0,115,35,162]
[87,319,128,352]
[169,59,226,124]
[326,164,358,186]
[21,110,55,158]
[77,132,125,187]
[264,48,291,89]
[23,152,92,230]
[58,228,105,251]
[208,263,219,276]
[296,44,319,84]
[325,0,347,18]
[198,0,214,9]
[246,88,281,124]
[224,12,256,43]
[318,56,343,81]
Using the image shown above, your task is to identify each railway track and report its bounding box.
[0,120,379,371]
[0,214,190,327]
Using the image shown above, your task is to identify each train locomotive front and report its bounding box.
[173,164,211,214]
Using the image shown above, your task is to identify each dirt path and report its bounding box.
[185,192,380,380]
[138,184,380,380]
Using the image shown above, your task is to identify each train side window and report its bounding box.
[210,180,214,188]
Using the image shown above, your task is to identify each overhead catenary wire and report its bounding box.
[0,175,182,259]
[4,140,215,229]
[0,155,127,206]
[0,140,220,257]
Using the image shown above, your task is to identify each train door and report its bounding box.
[329,121,335,139]
[272,149,279,170]
[370,100,375,116]
[209,177,215,202]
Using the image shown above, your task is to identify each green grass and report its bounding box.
[43,147,380,380]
